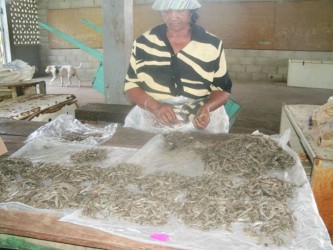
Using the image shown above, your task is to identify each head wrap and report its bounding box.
[152,0,201,11]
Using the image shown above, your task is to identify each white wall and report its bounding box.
[226,50,333,83]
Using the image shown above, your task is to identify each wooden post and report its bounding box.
[103,0,133,105]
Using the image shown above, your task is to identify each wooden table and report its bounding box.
[0,80,78,122]
[280,104,333,242]
[0,119,46,157]
[1,118,332,249]
[0,80,46,100]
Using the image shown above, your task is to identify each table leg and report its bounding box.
[38,81,46,94]
[311,158,333,243]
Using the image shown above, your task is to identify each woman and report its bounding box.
[124,0,232,133]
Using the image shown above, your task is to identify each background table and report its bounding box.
[0,80,46,101]
[1,117,332,248]
[280,104,333,242]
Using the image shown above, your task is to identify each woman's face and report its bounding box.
[161,10,191,32]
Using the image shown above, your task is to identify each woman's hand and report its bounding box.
[151,103,179,125]
[192,106,210,129]
[192,90,230,129]
[125,87,179,126]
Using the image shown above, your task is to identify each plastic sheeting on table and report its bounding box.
[1,129,332,250]
[57,130,333,250]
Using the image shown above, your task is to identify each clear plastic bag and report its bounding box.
[26,114,117,146]
[0,59,35,83]
[126,134,205,177]
[11,138,136,167]
[124,96,229,134]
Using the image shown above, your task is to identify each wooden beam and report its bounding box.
[103,0,133,105]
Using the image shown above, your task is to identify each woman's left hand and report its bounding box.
[192,90,230,129]
[192,106,210,129]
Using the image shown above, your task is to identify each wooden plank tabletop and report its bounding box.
[0,119,46,157]
[75,103,134,123]
[0,80,47,99]
[0,209,178,250]
[0,80,46,88]
[0,118,45,136]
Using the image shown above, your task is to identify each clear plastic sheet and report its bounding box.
[0,202,70,217]
[11,138,136,167]
[26,114,117,146]
[1,129,332,250]
[126,134,205,177]
[58,131,333,249]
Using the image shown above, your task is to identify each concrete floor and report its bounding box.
[40,76,333,135]
[229,82,333,135]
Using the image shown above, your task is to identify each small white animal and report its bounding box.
[45,63,82,87]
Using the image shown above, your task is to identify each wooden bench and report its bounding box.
[75,103,134,123]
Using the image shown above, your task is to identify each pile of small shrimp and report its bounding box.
[0,132,297,246]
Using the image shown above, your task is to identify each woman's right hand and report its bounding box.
[125,87,179,126]
[151,102,179,125]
